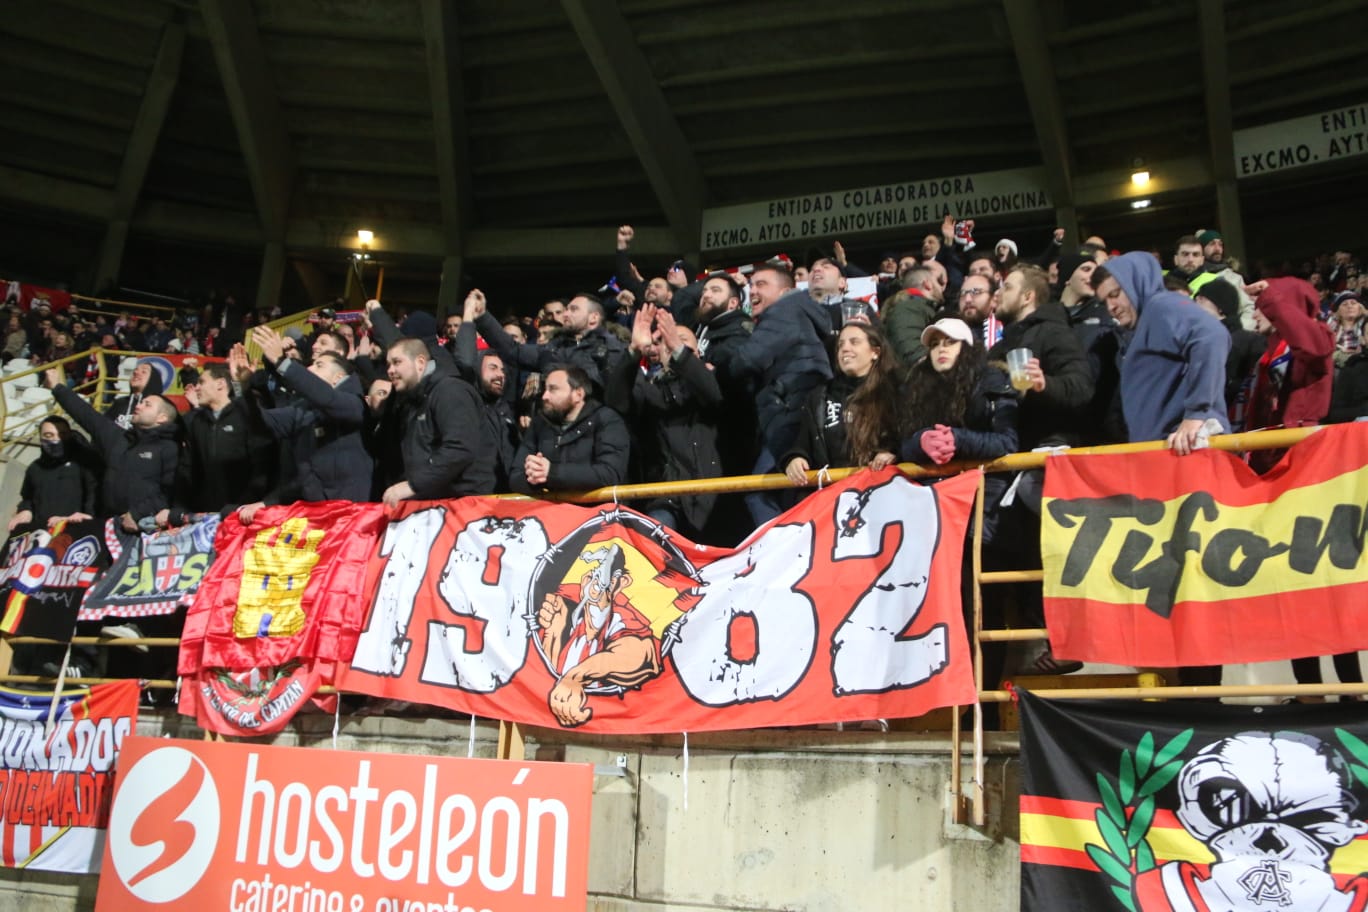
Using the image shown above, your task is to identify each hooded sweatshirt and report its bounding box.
[106,364,165,429]
[1247,277,1334,431]
[1106,252,1230,443]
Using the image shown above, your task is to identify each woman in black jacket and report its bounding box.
[900,316,1020,557]
[900,317,1018,476]
[7,416,99,533]
[783,323,901,483]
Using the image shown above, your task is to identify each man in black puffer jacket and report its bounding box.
[45,370,179,530]
[511,365,629,494]
[380,339,494,507]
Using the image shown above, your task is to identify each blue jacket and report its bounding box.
[720,290,833,452]
[1107,252,1230,442]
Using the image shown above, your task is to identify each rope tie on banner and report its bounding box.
[682,731,690,811]
[468,714,477,758]
[46,636,77,737]
[611,485,620,507]
[816,466,832,490]
[332,699,341,751]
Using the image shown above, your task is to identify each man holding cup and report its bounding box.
[987,264,1093,449]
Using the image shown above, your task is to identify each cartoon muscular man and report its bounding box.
[536,543,661,727]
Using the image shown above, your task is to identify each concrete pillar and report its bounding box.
[1214,179,1246,265]
[92,219,130,292]
[435,254,464,319]
[255,240,286,313]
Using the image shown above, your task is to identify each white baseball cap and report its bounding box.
[920,317,975,348]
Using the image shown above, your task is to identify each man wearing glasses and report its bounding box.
[957,273,1001,347]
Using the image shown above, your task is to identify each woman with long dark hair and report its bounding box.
[783,322,901,483]
[900,317,1018,475]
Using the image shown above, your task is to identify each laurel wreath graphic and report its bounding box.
[1334,728,1368,788]
[1087,728,1194,912]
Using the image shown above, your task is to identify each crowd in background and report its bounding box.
[6,218,1367,695]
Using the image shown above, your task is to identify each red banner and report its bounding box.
[4,281,71,313]
[0,680,139,873]
[337,468,980,733]
[1041,423,1368,667]
[96,737,592,912]
[178,502,388,734]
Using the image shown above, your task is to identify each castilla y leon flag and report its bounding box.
[177,501,387,736]
[1041,422,1368,668]
[1018,691,1368,912]
[337,467,980,733]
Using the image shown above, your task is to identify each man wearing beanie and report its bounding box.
[1186,228,1257,331]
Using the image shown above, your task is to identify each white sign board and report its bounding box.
[1233,102,1368,179]
[701,167,1053,251]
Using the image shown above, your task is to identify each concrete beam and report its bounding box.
[1002,1,1077,242]
[1197,0,1245,259]
[200,0,295,238]
[95,20,186,289]
[559,0,708,252]
[420,0,475,259]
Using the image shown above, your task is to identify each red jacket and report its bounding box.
[1249,277,1334,431]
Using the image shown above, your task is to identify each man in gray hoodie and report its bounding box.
[1092,252,1230,453]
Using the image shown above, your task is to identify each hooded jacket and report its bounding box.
[106,364,165,430]
[1247,277,1334,431]
[1105,252,1230,443]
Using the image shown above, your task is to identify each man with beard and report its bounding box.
[956,272,1002,349]
[380,338,493,507]
[510,364,629,494]
[470,290,627,392]
[473,349,520,490]
[987,264,1094,450]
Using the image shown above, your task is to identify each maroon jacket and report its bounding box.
[1249,277,1334,431]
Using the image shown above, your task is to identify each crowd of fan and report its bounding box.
[8,217,1366,692]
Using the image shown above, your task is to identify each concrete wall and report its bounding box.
[0,711,1024,912]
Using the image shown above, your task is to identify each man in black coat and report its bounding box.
[170,363,275,523]
[231,327,374,520]
[987,264,1094,449]
[472,349,520,491]
[45,369,178,532]
[606,303,723,537]
[510,365,629,494]
[381,338,495,507]
[467,290,627,392]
